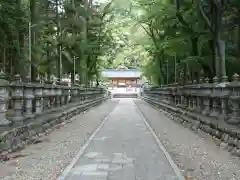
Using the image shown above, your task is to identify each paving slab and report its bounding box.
[61,99,183,180]
[1,99,119,180]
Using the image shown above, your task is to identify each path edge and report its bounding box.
[134,100,185,180]
[57,101,119,180]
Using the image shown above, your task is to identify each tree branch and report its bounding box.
[138,22,152,38]
[148,21,161,50]
[175,0,194,33]
[196,0,214,33]
[102,0,114,19]
[211,0,221,9]
[176,12,193,32]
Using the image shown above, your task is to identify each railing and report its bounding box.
[0,73,106,126]
[143,74,240,125]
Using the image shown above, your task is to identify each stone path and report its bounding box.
[1,99,118,180]
[60,99,183,180]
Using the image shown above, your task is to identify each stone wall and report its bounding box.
[0,72,107,160]
[142,75,240,157]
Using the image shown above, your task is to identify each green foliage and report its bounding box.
[2,0,240,86]
[127,0,240,85]
[0,0,115,85]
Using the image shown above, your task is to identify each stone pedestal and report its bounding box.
[227,74,240,124]
[12,74,24,122]
[218,76,230,121]
[201,78,211,115]
[228,98,240,124]
[55,85,62,107]
[43,84,51,110]
[63,86,69,104]
[23,81,35,118]
[202,97,210,115]
[34,83,43,115]
[209,77,220,118]
[0,71,10,125]
[50,86,55,108]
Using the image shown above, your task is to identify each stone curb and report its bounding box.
[0,97,107,161]
[142,96,240,157]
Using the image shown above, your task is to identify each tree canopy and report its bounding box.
[0,0,114,85]
[1,0,240,86]
[98,0,240,85]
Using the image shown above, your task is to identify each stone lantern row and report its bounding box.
[0,72,105,125]
[143,74,240,125]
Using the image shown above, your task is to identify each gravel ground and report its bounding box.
[0,99,118,180]
[134,99,240,180]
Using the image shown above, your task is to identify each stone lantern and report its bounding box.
[23,76,35,118]
[0,71,10,125]
[55,84,62,107]
[43,80,51,110]
[34,76,44,115]
[50,83,56,107]
[201,77,211,115]
[11,74,24,121]
[218,76,230,121]
[63,85,70,104]
[60,85,65,106]
[228,73,240,124]
[209,76,220,118]
[73,86,78,103]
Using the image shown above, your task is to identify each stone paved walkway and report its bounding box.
[60,99,183,180]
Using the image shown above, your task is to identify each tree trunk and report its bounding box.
[191,37,212,79]
[212,2,226,79]
[214,8,226,79]
[238,25,240,57]
[56,0,61,81]
[30,0,37,82]
[3,39,6,72]
[216,38,226,78]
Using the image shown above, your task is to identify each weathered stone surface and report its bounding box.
[142,96,240,157]
[63,99,181,180]
[215,130,222,139]
[0,97,106,159]
[136,99,240,180]
[232,148,240,157]
[0,99,117,180]
[213,137,222,146]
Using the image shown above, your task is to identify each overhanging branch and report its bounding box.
[175,0,194,33]
[176,12,193,33]
[211,0,221,9]
[196,0,214,33]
